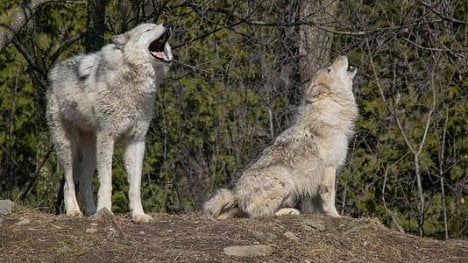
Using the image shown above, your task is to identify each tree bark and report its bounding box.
[86,0,106,53]
[298,0,338,89]
[0,0,55,52]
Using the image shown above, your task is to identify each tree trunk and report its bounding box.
[0,0,56,52]
[298,0,338,89]
[86,0,106,53]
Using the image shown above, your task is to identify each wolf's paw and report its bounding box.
[275,208,301,216]
[326,211,341,218]
[132,213,153,223]
[322,207,340,218]
[66,209,83,217]
[217,208,241,219]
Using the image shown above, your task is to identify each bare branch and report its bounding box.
[416,0,468,26]
[382,168,406,234]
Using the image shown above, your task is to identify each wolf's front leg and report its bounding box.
[124,139,153,222]
[319,167,340,218]
[96,134,115,215]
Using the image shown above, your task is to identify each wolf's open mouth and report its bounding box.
[149,31,171,62]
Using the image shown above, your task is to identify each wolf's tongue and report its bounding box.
[153,51,168,61]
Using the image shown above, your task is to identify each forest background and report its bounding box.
[0,0,466,240]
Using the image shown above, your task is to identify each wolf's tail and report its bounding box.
[203,188,238,218]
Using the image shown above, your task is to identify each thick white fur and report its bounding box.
[47,23,172,222]
[204,56,358,219]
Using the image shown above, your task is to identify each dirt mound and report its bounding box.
[1,206,467,262]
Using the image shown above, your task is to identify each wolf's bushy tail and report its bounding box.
[203,188,238,218]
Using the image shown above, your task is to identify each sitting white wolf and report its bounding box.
[204,56,358,218]
[47,23,172,222]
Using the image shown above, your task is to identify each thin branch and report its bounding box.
[382,168,406,233]
[365,38,415,153]
[12,38,47,81]
[439,107,449,240]
[49,33,86,66]
[18,147,54,201]
[416,74,437,156]
[416,0,468,26]
[243,18,444,36]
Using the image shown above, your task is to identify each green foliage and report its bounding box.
[336,0,467,238]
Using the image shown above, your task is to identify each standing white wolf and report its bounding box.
[204,56,358,218]
[47,23,172,222]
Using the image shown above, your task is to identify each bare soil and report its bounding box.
[1,206,467,262]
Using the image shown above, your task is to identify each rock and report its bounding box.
[85,228,98,234]
[342,220,368,235]
[0,199,14,215]
[223,245,273,257]
[283,231,299,242]
[57,245,73,255]
[15,217,31,226]
[301,218,326,232]
[90,207,113,220]
[250,230,277,241]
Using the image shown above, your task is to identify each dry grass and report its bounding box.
[1,206,467,262]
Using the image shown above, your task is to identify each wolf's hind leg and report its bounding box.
[77,131,97,215]
[51,121,82,216]
[241,175,292,218]
[319,167,340,218]
[124,138,152,222]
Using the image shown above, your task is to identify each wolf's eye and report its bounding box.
[145,29,152,32]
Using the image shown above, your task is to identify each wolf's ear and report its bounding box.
[112,33,129,49]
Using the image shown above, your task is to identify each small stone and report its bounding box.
[283,231,299,242]
[90,222,98,227]
[250,230,277,241]
[57,245,73,255]
[139,231,145,235]
[223,245,273,257]
[15,217,31,226]
[302,219,326,232]
[0,200,14,215]
[85,228,98,234]
[342,220,368,234]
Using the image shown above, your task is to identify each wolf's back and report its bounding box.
[203,188,237,218]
